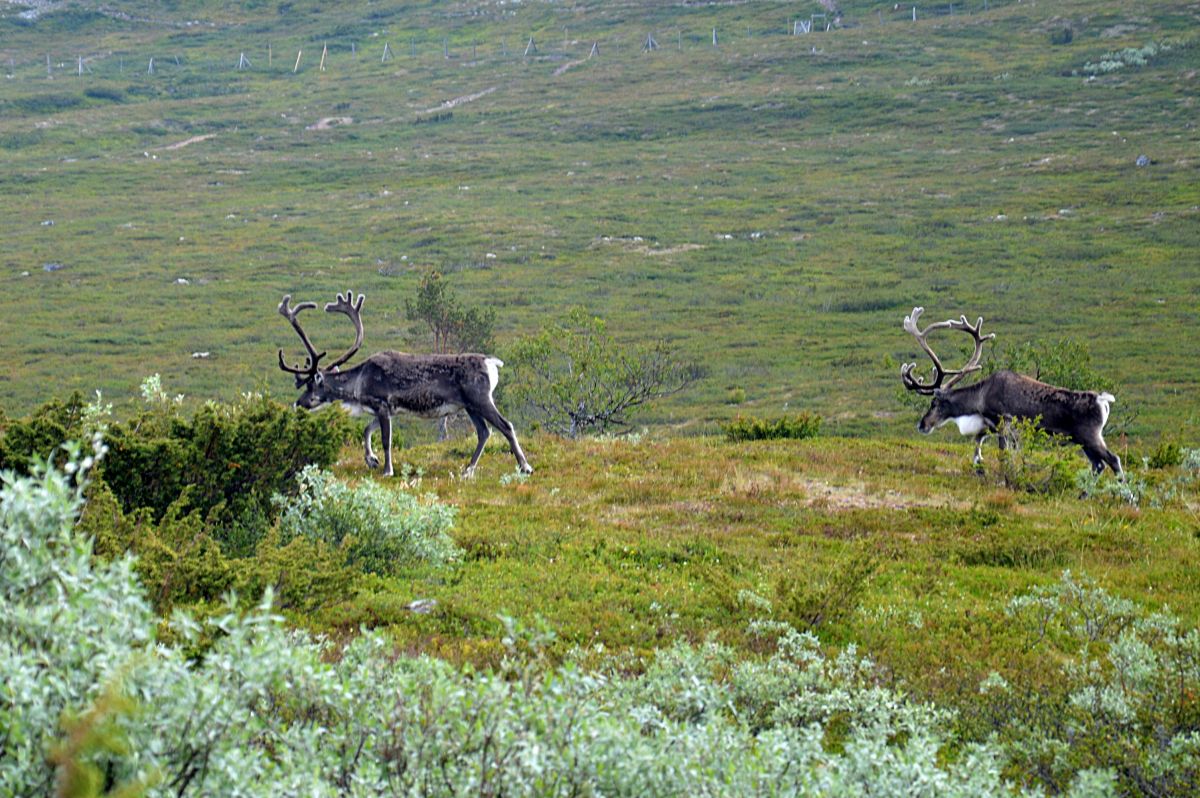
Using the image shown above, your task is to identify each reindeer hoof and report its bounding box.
[365,454,380,469]
[519,463,534,474]
[462,466,477,479]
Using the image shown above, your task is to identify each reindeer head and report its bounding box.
[277,291,365,407]
[899,306,994,432]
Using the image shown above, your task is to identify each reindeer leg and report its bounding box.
[477,402,532,474]
[363,416,380,470]
[1105,449,1124,478]
[378,412,394,477]
[972,417,1001,466]
[1081,439,1123,477]
[463,410,491,478]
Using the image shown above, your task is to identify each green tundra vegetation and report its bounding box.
[1,0,1199,794]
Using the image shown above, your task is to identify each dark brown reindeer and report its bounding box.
[278,291,532,477]
[900,307,1122,475]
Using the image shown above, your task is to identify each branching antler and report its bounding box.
[323,291,365,370]
[900,306,995,394]
[277,295,326,376]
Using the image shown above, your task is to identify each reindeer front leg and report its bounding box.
[973,417,1002,466]
[377,411,395,477]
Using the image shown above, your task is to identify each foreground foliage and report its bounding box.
[2,448,1130,797]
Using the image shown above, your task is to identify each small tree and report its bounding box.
[984,338,1113,393]
[405,270,495,354]
[405,270,497,438]
[507,308,704,438]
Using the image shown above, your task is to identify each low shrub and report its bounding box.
[0,386,353,555]
[967,572,1200,796]
[1146,439,1183,469]
[8,449,1173,797]
[1049,28,1073,46]
[723,412,821,442]
[773,546,878,632]
[99,390,353,553]
[1,451,1050,797]
[273,465,460,574]
[0,393,89,473]
[991,418,1080,496]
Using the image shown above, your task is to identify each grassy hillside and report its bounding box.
[0,0,1196,442]
[316,432,1200,679]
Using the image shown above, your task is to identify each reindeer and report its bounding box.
[900,307,1122,475]
[278,291,532,477]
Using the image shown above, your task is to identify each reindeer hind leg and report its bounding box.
[1083,442,1123,477]
[463,410,491,478]
[476,401,532,474]
[363,416,381,470]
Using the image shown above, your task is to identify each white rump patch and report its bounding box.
[484,357,503,398]
[943,414,988,436]
[1096,392,1115,430]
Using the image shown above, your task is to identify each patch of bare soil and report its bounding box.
[306,117,353,131]
[797,477,962,511]
[161,134,216,150]
[420,86,497,115]
[553,59,587,77]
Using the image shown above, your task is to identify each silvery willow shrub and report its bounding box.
[273,464,459,573]
[4,447,1117,797]
[974,571,1200,796]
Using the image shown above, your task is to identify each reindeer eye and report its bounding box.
[314,372,324,386]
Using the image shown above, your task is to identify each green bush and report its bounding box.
[99,392,353,553]
[722,412,822,442]
[1147,439,1183,469]
[773,547,878,632]
[273,465,460,574]
[80,481,232,605]
[985,338,1113,393]
[0,393,89,473]
[0,389,353,555]
[992,418,1081,496]
[507,308,705,438]
[1049,28,1073,46]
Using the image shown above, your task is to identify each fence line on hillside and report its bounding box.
[0,0,1027,83]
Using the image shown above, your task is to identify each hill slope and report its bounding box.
[0,0,1196,440]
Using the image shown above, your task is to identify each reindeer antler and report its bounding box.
[278,295,326,375]
[323,290,365,370]
[900,306,995,394]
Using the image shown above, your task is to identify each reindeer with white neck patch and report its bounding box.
[278,291,532,477]
[900,307,1121,475]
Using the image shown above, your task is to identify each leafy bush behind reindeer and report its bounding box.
[507,308,705,438]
